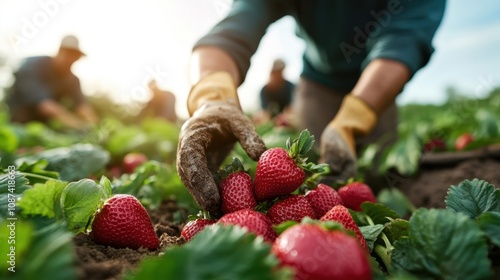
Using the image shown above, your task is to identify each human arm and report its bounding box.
[320,0,445,181]
[75,103,99,124]
[177,0,287,213]
[37,100,87,129]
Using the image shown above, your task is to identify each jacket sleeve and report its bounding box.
[362,0,446,77]
[194,0,287,82]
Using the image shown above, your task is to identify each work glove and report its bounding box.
[320,94,377,183]
[177,72,266,214]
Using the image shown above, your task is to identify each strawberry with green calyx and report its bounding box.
[181,210,216,241]
[272,218,372,280]
[91,194,159,250]
[216,158,257,214]
[305,183,343,219]
[254,130,329,201]
[218,209,277,242]
[181,219,216,241]
[267,195,315,225]
[320,204,368,251]
[338,182,376,211]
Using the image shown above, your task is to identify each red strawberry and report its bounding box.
[218,209,277,242]
[218,158,257,214]
[305,184,343,219]
[91,194,159,250]
[455,133,474,151]
[254,130,328,201]
[272,223,372,280]
[123,152,148,173]
[267,195,315,225]
[320,205,368,251]
[338,182,376,211]
[181,219,216,241]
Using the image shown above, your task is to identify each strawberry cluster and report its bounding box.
[181,130,377,279]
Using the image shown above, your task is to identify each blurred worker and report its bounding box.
[177,0,446,213]
[6,35,98,129]
[260,59,294,118]
[138,80,177,123]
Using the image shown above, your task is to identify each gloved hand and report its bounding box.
[177,72,266,214]
[320,94,377,183]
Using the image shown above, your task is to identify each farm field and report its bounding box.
[1,90,500,280]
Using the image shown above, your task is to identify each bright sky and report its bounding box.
[0,0,499,118]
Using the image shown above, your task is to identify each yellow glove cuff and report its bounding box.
[328,94,377,155]
[187,71,239,116]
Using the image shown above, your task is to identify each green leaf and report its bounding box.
[377,188,415,217]
[16,159,59,184]
[0,171,30,219]
[379,133,421,176]
[392,209,492,280]
[16,144,110,181]
[17,180,68,219]
[0,126,18,153]
[0,218,76,280]
[383,219,409,244]
[361,202,400,225]
[445,179,500,219]
[0,219,32,272]
[128,225,292,280]
[273,220,299,235]
[60,179,107,233]
[349,209,369,226]
[476,211,500,247]
[359,224,384,252]
[99,176,113,199]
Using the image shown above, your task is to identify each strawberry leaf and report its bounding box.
[476,211,500,247]
[392,209,492,279]
[359,224,384,252]
[377,188,416,217]
[383,219,409,244]
[361,202,400,225]
[17,180,68,219]
[128,225,292,280]
[60,179,108,233]
[445,179,500,219]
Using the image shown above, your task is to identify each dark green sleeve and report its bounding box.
[194,0,287,83]
[362,0,446,76]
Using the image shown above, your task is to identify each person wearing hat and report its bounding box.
[177,0,446,213]
[6,35,98,129]
[258,59,294,120]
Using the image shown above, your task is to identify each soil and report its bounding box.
[398,158,500,208]
[73,199,187,280]
[71,158,500,280]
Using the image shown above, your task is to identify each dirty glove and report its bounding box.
[320,94,377,183]
[177,72,266,214]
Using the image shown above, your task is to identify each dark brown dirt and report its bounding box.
[398,158,500,208]
[73,199,187,280]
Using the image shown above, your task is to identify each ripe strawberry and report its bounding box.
[455,133,474,151]
[91,194,159,250]
[272,223,372,280]
[181,219,216,241]
[123,152,148,173]
[218,209,277,242]
[423,137,446,152]
[320,205,368,251]
[218,158,257,214]
[337,182,376,211]
[305,183,343,219]
[254,130,328,201]
[267,195,315,225]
